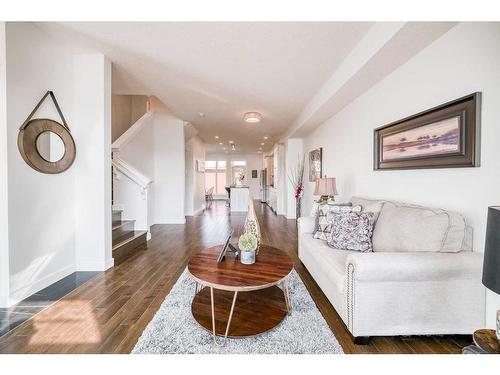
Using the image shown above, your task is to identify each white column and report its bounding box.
[0,22,10,307]
[153,112,186,224]
[74,54,113,271]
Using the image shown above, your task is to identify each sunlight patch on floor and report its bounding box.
[28,300,101,345]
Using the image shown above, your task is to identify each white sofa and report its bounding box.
[298,196,485,343]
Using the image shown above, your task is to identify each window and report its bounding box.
[205,160,227,196]
[205,160,217,170]
[231,160,246,167]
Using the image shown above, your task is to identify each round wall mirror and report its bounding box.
[35,131,66,162]
[18,118,76,174]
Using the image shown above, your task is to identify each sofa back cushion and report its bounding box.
[372,201,470,253]
[351,196,385,221]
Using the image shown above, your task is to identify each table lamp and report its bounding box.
[314,177,338,203]
[482,206,500,341]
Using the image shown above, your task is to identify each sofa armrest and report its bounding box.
[345,251,483,282]
[297,216,315,235]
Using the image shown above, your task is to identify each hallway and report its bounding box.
[0,201,471,354]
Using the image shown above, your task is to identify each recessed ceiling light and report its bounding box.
[243,112,262,123]
[264,136,268,140]
[223,147,226,150]
[214,135,219,139]
[199,112,205,117]
[261,142,265,146]
[259,147,262,150]
[229,140,234,144]
[257,151,262,154]
[219,142,223,145]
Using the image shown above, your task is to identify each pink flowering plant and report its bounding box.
[288,155,305,218]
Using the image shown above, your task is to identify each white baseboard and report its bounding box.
[77,258,114,272]
[193,205,206,216]
[155,217,186,224]
[8,264,75,307]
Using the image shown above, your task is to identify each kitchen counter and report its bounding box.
[230,186,249,212]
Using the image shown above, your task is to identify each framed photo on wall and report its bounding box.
[374,93,481,170]
[309,147,322,182]
[196,160,205,172]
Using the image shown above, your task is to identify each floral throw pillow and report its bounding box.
[313,203,360,241]
[326,211,375,252]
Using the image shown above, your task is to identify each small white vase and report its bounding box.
[240,250,256,265]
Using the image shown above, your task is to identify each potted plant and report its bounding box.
[238,233,258,265]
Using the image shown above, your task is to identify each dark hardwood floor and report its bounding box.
[0,200,472,353]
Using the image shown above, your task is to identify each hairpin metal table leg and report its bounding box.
[210,287,238,347]
[283,279,291,315]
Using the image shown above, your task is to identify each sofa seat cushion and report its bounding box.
[373,201,468,253]
[300,235,351,276]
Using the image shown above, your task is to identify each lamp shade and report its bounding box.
[314,177,338,196]
[482,206,500,295]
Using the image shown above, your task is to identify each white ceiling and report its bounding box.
[36,22,374,153]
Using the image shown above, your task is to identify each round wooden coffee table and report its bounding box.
[188,244,293,346]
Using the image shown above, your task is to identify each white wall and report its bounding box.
[5,23,77,303]
[185,135,206,216]
[113,110,186,226]
[206,152,264,200]
[115,113,155,231]
[74,54,113,271]
[117,115,155,178]
[0,22,9,307]
[1,23,113,306]
[302,22,500,327]
[153,112,185,224]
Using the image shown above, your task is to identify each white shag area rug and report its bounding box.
[132,268,344,354]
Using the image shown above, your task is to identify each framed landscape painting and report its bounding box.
[309,147,322,182]
[374,93,481,170]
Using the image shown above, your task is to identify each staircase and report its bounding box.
[112,208,147,265]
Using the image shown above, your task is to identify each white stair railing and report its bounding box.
[112,156,153,195]
[112,155,153,240]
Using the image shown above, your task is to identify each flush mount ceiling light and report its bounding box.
[243,112,262,123]
[214,135,219,139]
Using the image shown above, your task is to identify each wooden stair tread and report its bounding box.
[112,231,147,251]
[112,220,136,230]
